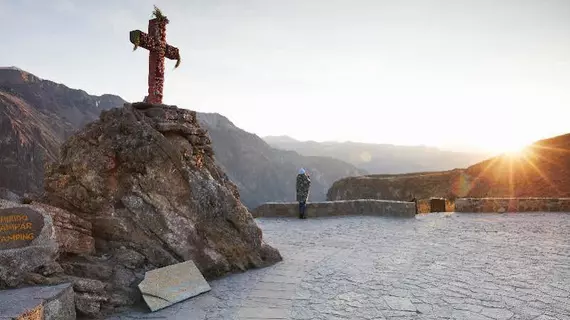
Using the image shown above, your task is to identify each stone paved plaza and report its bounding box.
[111,213,570,320]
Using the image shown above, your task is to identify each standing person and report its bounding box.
[296,168,311,219]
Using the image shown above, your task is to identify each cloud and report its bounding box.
[52,0,77,14]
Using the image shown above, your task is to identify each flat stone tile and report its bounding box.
[247,289,295,300]
[109,213,570,320]
[238,307,288,319]
[253,282,298,292]
[383,296,417,312]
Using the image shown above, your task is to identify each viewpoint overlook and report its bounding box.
[1,2,570,320]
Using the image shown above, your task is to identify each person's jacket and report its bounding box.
[296,173,311,202]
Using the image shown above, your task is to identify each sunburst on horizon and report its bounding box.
[461,140,567,198]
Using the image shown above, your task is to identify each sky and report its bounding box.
[1,0,570,153]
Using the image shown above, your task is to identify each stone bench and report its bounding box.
[252,200,416,218]
[455,197,570,213]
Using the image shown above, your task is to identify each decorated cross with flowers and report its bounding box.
[129,6,181,104]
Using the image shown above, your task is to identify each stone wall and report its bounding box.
[455,198,570,213]
[252,200,416,218]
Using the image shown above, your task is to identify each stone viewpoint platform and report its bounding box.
[252,200,416,218]
[110,212,570,319]
[456,197,570,213]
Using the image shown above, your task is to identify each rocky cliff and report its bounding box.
[328,133,570,203]
[0,68,124,195]
[10,102,281,316]
[0,68,363,208]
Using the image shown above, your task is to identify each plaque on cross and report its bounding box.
[130,6,181,105]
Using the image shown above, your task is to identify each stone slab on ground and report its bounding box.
[138,260,211,312]
[0,283,75,320]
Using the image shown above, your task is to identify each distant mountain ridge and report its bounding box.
[0,68,124,129]
[0,68,125,195]
[264,135,491,174]
[196,113,366,208]
[0,68,364,208]
[328,133,570,203]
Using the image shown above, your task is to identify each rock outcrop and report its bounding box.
[0,200,60,289]
[40,103,282,315]
[0,199,98,316]
[327,170,466,202]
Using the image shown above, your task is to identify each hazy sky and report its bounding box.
[1,0,569,153]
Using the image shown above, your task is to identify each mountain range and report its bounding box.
[328,133,570,203]
[0,67,124,195]
[0,67,509,209]
[196,113,365,207]
[0,68,365,208]
[264,135,490,174]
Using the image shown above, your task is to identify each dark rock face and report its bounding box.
[0,92,63,195]
[42,103,282,314]
[0,68,125,195]
[0,188,22,203]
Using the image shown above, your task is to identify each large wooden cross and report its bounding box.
[129,7,181,105]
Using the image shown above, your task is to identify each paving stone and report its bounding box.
[383,296,417,311]
[480,307,514,320]
[238,307,288,319]
[109,213,570,319]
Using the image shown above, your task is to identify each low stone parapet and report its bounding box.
[455,198,570,213]
[252,200,416,218]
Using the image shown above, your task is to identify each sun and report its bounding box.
[488,140,530,157]
[501,143,530,157]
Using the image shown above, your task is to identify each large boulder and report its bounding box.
[42,103,282,314]
[0,200,60,289]
[0,200,94,286]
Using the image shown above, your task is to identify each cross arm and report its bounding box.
[165,44,181,68]
[130,30,157,51]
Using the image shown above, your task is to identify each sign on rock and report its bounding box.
[0,207,44,250]
[138,260,211,312]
